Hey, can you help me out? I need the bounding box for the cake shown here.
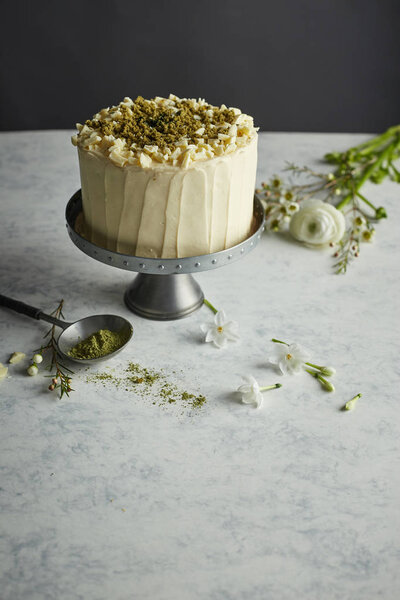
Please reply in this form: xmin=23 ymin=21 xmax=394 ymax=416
xmin=72 ymin=94 xmax=258 ymax=258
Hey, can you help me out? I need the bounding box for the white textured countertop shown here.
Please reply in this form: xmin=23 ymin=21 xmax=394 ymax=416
xmin=0 ymin=131 xmax=399 ymax=600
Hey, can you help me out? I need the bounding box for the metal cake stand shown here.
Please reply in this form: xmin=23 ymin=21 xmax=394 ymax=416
xmin=66 ymin=190 xmax=265 ymax=320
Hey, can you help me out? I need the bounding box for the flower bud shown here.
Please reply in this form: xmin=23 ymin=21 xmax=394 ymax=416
xmin=362 ymin=229 xmax=375 ymax=242
xmin=322 ymin=379 xmax=335 ymax=392
xmin=319 ymin=366 xmax=336 ymax=377
xmin=375 ymin=206 xmax=387 ymax=219
xmin=27 ymin=365 xmax=39 ymax=376
xmin=353 ymin=216 xmax=365 ymax=227
xmin=48 ymin=384 xmax=55 ymax=391
xmin=33 ymin=353 xmax=43 ymax=364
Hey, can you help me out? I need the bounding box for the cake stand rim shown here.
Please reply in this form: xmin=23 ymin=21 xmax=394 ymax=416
xmin=65 ymin=189 xmax=265 ymax=275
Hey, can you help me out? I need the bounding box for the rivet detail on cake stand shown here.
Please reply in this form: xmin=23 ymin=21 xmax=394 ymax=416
xmin=65 ymin=190 xmax=265 ymax=320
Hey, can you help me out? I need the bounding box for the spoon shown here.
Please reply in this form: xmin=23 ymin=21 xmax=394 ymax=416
xmin=0 ymin=294 xmax=133 ymax=364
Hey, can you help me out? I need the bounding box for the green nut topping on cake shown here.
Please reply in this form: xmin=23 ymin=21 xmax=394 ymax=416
xmin=72 ymin=94 xmax=257 ymax=169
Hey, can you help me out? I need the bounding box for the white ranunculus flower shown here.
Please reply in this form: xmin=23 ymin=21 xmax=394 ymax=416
xmin=289 ymin=199 xmax=345 ymax=247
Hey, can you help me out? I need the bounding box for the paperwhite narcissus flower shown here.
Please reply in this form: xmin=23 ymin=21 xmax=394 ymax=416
xmin=269 ymin=342 xmax=309 ymax=374
xmin=237 ymin=375 xmax=282 ymax=409
xmin=289 ymin=198 xmax=345 ymax=247
xmin=200 ymin=310 xmax=239 ymax=348
xmin=237 ymin=375 xmax=264 ymax=408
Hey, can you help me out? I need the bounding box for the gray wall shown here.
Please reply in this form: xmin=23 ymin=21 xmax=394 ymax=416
xmin=1 ymin=0 xmax=399 ymax=133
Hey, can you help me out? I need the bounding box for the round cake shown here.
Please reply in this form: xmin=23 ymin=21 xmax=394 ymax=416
xmin=72 ymin=94 xmax=258 ymax=258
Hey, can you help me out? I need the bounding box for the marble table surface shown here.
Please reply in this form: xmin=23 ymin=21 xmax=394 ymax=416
xmin=0 ymin=131 xmax=399 ymax=600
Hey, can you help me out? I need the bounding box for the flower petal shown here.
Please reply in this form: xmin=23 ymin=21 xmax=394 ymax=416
xmin=223 ymin=321 xmax=240 ymax=340
xmin=237 ymin=384 xmax=251 ymax=394
xmin=241 ymin=392 xmax=256 ymax=404
xmin=205 ymin=328 xmax=217 ymax=343
xmin=214 ymin=310 xmax=226 ymax=327
xmin=255 ymin=392 xmax=263 ymax=409
xmin=211 ymin=331 xmax=227 ymax=348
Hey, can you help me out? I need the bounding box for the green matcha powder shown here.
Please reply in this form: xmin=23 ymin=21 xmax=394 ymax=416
xmin=69 ymin=329 xmax=129 ymax=359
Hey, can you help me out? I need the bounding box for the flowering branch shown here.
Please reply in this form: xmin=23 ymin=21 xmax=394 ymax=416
xmin=30 ymin=299 xmax=74 ymax=398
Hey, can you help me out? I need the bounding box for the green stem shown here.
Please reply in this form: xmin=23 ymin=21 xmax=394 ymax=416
xmin=305 ymin=361 xmax=324 ymax=371
xmin=271 ymin=338 xmax=289 ymax=346
xmin=346 ymin=125 xmax=400 ymax=154
xmin=305 ymin=367 xmax=319 ymax=378
xmin=336 ymin=137 xmax=400 ymax=212
xmin=260 ymin=384 xmax=282 ymax=391
xmin=390 ymin=161 xmax=400 ymax=178
xmin=203 ymin=299 xmax=218 ymax=314
xmin=355 ymin=190 xmax=378 ymax=213
xmin=356 ymin=134 xmax=394 ymax=157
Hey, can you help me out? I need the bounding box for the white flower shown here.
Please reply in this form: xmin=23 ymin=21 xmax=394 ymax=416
xmin=237 ymin=375 xmax=282 ymax=409
xmin=237 ymin=375 xmax=264 ymax=408
xmin=200 ymin=310 xmax=239 ymax=348
xmin=289 ymin=198 xmax=345 ymax=247
xmin=269 ymin=342 xmax=309 ymax=374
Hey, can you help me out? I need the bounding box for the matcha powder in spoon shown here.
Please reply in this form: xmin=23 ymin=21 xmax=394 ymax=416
xmin=68 ymin=328 xmax=130 ymax=359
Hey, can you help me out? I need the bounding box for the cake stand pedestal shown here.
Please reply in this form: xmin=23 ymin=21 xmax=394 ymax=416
xmin=66 ymin=190 xmax=265 ymax=320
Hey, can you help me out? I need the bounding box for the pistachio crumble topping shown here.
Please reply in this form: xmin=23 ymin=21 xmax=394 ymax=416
xmin=72 ymin=94 xmax=257 ymax=169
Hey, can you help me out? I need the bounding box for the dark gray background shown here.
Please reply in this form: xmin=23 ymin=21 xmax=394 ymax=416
xmin=1 ymin=0 xmax=399 ymax=133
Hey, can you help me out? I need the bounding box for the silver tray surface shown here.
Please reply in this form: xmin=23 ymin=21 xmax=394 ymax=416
xmin=66 ymin=190 xmax=265 ymax=276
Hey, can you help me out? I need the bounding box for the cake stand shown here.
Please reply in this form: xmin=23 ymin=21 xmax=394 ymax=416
xmin=66 ymin=190 xmax=265 ymax=320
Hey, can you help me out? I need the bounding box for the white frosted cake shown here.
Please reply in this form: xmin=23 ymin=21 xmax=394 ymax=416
xmin=72 ymin=94 xmax=258 ymax=258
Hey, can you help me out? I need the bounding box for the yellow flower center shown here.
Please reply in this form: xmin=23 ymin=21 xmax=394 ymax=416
xmin=286 ymin=353 xmax=292 ymax=360
xmin=217 ymin=326 xmax=223 ymax=333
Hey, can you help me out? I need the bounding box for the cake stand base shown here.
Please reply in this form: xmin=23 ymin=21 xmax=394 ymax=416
xmin=124 ymin=273 xmax=204 ymax=320
xmin=66 ymin=190 xmax=265 ymax=321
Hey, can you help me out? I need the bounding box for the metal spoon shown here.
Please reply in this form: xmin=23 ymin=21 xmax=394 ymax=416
xmin=0 ymin=294 xmax=133 ymax=364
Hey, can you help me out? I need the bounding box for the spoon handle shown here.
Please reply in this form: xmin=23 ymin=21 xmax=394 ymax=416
xmin=0 ymin=294 xmax=70 ymax=330
xmin=0 ymin=294 xmax=42 ymax=320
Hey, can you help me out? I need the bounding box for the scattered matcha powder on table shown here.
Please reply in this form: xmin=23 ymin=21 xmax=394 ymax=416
xmin=85 ymin=362 xmax=206 ymax=412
